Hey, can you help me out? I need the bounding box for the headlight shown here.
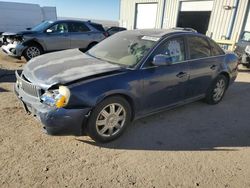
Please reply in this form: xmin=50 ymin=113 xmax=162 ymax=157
xmin=40 ymin=86 xmax=70 ymax=108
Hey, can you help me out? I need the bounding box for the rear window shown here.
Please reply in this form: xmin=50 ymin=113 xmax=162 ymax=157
xmin=109 ymin=27 xmax=120 ymax=32
xmin=187 ymin=36 xmax=211 ymax=59
xmin=89 ymin=23 xmax=105 ymax=32
xmin=208 ymin=39 xmax=225 ymax=56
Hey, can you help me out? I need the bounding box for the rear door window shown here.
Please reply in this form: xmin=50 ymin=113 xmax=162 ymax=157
xmin=187 ymin=36 xmax=211 ymax=59
xmin=89 ymin=23 xmax=105 ymax=32
xmin=69 ymin=22 xmax=90 ymax=32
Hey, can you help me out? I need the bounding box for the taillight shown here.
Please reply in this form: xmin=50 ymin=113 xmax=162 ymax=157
xmin=103 ymin=32 xmax=109 ymax=37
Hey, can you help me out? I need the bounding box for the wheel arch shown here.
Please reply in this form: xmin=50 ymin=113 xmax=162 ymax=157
xmin=22 ymin=40 xmax=44 ymax=54
xmin=219 ymin=71 xmax=230 ymax=88
xmin=96 ymin=93 xmax=136 ymax=121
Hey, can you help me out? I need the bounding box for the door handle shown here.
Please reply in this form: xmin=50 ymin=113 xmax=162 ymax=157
xmin=210 ymin=64 xmax=217 ymax=70
xmin=176 ymin=72 xmax=187 ymax=78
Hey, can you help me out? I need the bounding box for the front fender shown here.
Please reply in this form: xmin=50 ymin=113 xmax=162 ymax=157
xmin=67 ymin=70 xmax=143 ymax=116
xmin=22 ymin=38 xmax=45 ymax=51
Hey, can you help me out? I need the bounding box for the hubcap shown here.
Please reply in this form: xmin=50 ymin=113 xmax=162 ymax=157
xmin=96 ymin=103 xmax=126 ymax=137
xmin=26 ymin=46 xmax=40 ymax=59
xmin=213 ymin=79 xmax=226 ymax=102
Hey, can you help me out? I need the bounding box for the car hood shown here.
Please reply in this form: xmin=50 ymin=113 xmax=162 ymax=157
xmin=23 ymin=49 xmax=123 ymax=89
xmin=2 ymin=30 xmax=38 ymax=36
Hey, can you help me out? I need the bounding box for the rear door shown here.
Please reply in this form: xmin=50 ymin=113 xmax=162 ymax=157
xmin=43 ymin=22 xmax=70 ymax=51
xmin=68 ymin=21 xmax=92 ymax=49
xmin=185 ymin=35 xmax=225 ymax=98
xmin=141 ymin=37 xmax=189 ymax=114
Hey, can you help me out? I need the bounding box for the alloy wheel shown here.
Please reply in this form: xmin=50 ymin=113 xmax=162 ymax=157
xmin=213 ymin=79 xmax=226 ymax=102
xmin=96 ymin=103 xmax=126 ymax=137
xmin=26 ymin=46 xmax=41 ymax=59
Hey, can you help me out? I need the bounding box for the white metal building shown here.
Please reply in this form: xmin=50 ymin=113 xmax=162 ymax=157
xmin=0 ymin=1 xmax=57 ymax=32
xmin=120 ymin=0 xmax=250 ymax=41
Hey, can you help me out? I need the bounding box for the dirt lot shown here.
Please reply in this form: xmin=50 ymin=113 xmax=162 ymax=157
xmin=0 ymin=51 xmax=250 ymax=188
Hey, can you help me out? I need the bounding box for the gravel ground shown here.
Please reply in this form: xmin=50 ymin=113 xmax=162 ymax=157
xmin=0 ymin=51 xmax=250 ymax=188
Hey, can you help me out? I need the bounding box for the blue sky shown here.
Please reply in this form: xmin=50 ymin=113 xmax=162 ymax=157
xmin=0 ymin=0 xmax=120 ymax=20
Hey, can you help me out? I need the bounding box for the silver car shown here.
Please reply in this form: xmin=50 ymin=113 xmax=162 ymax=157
xmin=1 ymin=20 xmax=107 ymax=60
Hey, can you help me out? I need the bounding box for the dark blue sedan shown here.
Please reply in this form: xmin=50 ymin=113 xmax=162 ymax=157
xmin=15 ymin=28 xmax=238 ymax=142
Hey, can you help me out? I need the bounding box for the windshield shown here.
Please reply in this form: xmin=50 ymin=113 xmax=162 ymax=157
xmin=242 ymin=31 xmax=250 ymax=41
xmin=88 ymin=32 xmax=158 ymax=67
xmin=31 ymin=21 xmax=54 ymax=32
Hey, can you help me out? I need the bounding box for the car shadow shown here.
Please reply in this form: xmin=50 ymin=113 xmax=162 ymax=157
xmin=238 ymin=69 xmax=250 ymax=73
xmin=76 ymin=81 xmax=250 ymax=151
xmin=0 ymin=87 xmax=9 ymax=92
xmin=0 ymin=68 xmax=16 ymax=83
xmin=238 ymin=65 xmax=250 ymax=73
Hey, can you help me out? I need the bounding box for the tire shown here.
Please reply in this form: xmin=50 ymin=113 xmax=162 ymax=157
xmin=23 ymin=44 xmax=43 ymax=61
xmin=87 ymin=96 xmax=131 ymax=143
xmin=205 ymin=75 xmax=228 ymax=105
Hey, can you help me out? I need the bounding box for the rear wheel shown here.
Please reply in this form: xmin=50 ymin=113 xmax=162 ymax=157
xmin=87 ymin=96 xmax=131 ymax=143
xmin=23 ymin=44 xmax=43 ymax=61
xmin=205 ymin=75 xmax=228 ymax=105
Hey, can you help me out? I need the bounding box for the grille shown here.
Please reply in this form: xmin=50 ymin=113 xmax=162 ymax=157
xmin=16 ymin=71 xmax=40 ymax=97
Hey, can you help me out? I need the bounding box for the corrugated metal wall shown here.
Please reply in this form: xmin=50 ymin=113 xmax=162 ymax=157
xmin=207 ymin=0 xmax=249 ymax=40
xmin=120 ymin=0 xmax=249 ymax=41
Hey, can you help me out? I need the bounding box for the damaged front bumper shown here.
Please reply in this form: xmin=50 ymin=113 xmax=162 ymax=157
xmin=14 ymin=71 xmax=91 ymax=136
xmin=1 ymin=42 xmax=26 ymax=58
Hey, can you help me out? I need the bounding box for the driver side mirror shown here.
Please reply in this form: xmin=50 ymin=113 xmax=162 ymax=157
xmin=26 ymin=27 xmax=31 ymax=30
xmin=152 ymin=54 xmax=172 ymax=66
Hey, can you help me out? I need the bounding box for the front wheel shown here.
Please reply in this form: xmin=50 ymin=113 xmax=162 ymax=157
xmin=23 ymin=44 xmax=43 ymax=61
xmin=87 ymin=96 xmax=131 ymax=143
xmin=205 ymin=75 xmax=228 ymax=105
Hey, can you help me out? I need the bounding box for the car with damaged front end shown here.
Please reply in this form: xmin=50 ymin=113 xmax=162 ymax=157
xmin=15 ymin=29 xmax=238 ymax=143
xmin=2 ymin=20 xmax=106 ymax=61
xmin=234 ymin=31 xmax=250 ymax=68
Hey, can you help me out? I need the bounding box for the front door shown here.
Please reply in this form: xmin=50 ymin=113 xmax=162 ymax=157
xmin=43 ymin=22 xmax=71 ymax=51
xmin=141 ymin=37 xmax=189 ymax=114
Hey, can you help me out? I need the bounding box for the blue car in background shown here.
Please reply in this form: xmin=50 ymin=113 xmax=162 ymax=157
xmin=15 ymin=28 xmax=238 ymax=142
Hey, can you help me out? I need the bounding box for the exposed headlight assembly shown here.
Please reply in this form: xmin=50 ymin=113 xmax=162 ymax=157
xmin=41 ymin=86 xmax=70 ymax=108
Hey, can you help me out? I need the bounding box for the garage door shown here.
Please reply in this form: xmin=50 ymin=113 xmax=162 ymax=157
xmin=135 ymin=3 xmax=158 ymax=29
xmin=180 ymin=1 xmax=213 ymax=12
xmin=177 ymin=1 xmax=213 ymax=34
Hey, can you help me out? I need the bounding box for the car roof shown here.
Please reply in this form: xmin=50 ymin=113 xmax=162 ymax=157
xmin=51 ymin=20 xmax=102 ymax=25
xmin=122 ymin=28 xmax=197 ymax=38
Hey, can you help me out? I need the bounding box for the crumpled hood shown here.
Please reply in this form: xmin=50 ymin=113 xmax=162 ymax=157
xmin=23 ymin=49 xmax=122 ymax=89
xmin=2 ymin=30 xmax=38 ymax=36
